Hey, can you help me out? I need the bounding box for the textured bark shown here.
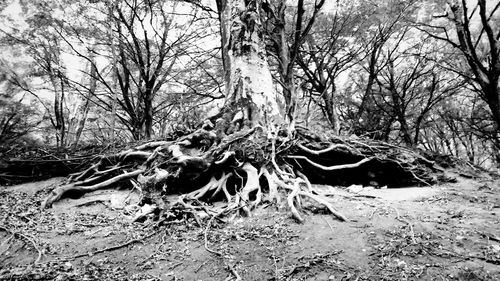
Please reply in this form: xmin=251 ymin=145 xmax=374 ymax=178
xmin=216 ymin=0 xmax=281 ymax=132
xmin=48 ymin=71 xmax=66 ymax=147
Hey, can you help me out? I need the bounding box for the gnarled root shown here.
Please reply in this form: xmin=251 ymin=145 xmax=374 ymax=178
xmin=41 ymin=125 xmax=437 ymax=224
xmin=262 ymin=167 xmax=347 ymax=222
xmin=42 ymin=169 xmax=145 ymax=208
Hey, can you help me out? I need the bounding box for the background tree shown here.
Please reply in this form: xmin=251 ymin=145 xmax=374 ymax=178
xmin=261 ymin=0 xmax=326 ymax=129
xmin=0 ymin=63 xmax=40 ymax=144
xmin=420 ymin=0 xmax=500 ymax=165
xmin=296 ymin=2 xmax=366 ymax=133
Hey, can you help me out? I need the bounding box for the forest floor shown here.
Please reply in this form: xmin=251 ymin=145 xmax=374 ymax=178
xmin=0 ymin=173 xmax=499 ymax=280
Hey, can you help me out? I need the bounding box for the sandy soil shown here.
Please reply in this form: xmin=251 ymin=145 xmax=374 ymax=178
xmin=0 ymin=174 xmax=499 ymax=280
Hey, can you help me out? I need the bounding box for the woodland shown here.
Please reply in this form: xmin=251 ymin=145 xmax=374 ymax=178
xmin=0 ymin=0 xmax=499 ymax=280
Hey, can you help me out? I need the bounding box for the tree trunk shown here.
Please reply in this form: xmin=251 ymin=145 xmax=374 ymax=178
xmin=49 ymin=73 xmax=66 ymax=147
xmin=355 ymin=42 xmax=379 ymax=129
xmin=485 ymin=89 xmax=500 ymax=167
xmin=108 ymin=1 xmax=118 ymax=145
xmin=321 ymin=84 xmax=340 ymax=134
xmin=216 ymin=0 xmax=281 ymax=133
xmin=72 ymin=59 xmax=97 ymax=148
xmin=274 ymin=2 xmax=296 ymax=126
xmin=144 ymin=89 xmax=153 ymax=139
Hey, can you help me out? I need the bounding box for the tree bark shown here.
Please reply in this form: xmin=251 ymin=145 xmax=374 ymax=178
xmin=216 ymin=0 xmax=281 ymax=132
xmin=69 ymin=59 xmax=96 ymax=148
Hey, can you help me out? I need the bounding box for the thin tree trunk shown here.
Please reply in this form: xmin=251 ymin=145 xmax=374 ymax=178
xmin=321 ymin=83 xmax=340 ymax=134
xmin=144 ymin=88 xmax=153 ymax=139
xmin=72 ymin=56 xmax=97 ymax=148
xmin=49 ymin=72 xmax=65 ymax=147
xmin=108 ymin=1 xmax=118 ymax=144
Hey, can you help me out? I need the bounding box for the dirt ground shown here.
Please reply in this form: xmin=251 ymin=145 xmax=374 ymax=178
xmin=0 ymin=173 xmax=499 ymax=280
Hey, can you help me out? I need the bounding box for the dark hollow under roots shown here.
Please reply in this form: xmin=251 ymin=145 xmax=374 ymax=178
xmin=42 ymin=125 xmax=445 ymax=223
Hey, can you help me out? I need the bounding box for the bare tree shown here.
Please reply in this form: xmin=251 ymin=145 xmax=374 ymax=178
xmin=421 ymin=0 xmax=500 ymax=165
xmin=296 ymin=7 xmax=365 ymax=133
xmin=261 ymin=0 xmax=325 ymax=130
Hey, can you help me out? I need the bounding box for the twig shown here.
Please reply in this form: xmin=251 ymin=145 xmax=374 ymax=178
xmin=369 ymin=206 xmax=416 ymax=244
xmin=0 ymin=226 xmax=43 ymax=264
xmin=204 ymin=215 xmax=223 ymax=256
xmin=195 ymin=260 xmax=209 ymax=273
xmin=322 ymin=217 xmax=335 ymax=234
xmin=204 ymin=204 xmax=246 ymax=256
xmin=226 ymin=263 xmax=242 ymax=281
xmin=66 ymin=229 xmax=161 ymax=260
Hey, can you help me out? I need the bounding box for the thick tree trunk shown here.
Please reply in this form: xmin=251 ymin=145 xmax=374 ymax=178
xmin=216 ymin=0 xmax=281 ymax=132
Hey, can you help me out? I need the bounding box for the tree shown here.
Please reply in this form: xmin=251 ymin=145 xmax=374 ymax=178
xmin=351 ymin=0 xmax=418 ymax=137
xmin=1 ymin=0 xmax=102 ymax=147
xmin=0 ymin=65 xmax=40 ymax=145
xmin=296 ymin=3 xmax=366 ymax=133
xmin=260 ymin=0 xmax=325 ymax=130
xmin=40 ymin=0 xmax=442 ymax=227
xmin=212 ymin=0 xmax=281 ymax=134
xmin=420 ymin=0 xmax=500 ymax=165
xmin=373 ymin=40 xmax=463 ymax=146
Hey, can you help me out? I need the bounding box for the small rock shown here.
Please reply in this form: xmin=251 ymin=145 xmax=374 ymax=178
xmin=395 ymin=259 xmax=406 ymax=268
xmin=63 ymin=261 xmax=73 ymax=271
xmin=347 ymin=184 xmax=363 ymax=193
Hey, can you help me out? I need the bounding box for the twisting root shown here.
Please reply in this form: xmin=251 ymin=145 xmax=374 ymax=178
xmin=287 ymin=180 xmax=304 ymax=223
xmin=210 ymin=173 xmax=232 ymax=200
xmin=239 ymin=163 xmax=260 ymax=215
xmin=297 ymin=142 xmax=352 ymax=155
xmin=286 ymin=155 xmax=373 ymax=171
xmin=215 ymin=151 xmax=235 ymax=165
xmin=263 ymin=170 xmax=348 ymax=222
xmin=261 ymin=168 xmax=280 ymax=204
xmin=43 ymin=169 xmax=145 ymax=208
xmin=42 ymin=124 xmax=358 ymax=225
xmin=204 ymin=215 xmax=223 ymax=256
xmin=186 ymin=173 xmax=233 ymax=201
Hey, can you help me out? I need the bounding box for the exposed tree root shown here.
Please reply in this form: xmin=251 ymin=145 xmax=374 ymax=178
xmin=41 ymin=125 xmax=443 ymax=224
xmin=0 ymin=225 xmax=43 ymax=264
xmin=65 ymin=229 xmax=162 ymax=260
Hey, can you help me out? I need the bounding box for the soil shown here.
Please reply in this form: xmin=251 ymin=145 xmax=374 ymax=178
xmin=0 ymin=173 xmax=499 ymax=280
